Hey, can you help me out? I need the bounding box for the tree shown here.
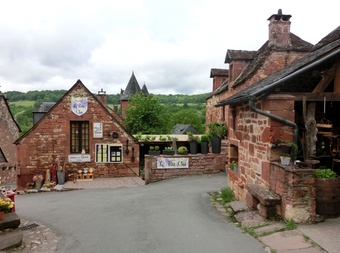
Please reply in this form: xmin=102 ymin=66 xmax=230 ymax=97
xmin=124 ymin=93 xmax=170 ymax=134
xmin=169 ymin=108 xmax=205 ymax=133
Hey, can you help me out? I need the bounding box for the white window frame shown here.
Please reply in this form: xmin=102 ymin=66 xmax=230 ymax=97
xmin=95 ymin=143 xmax=123 ymax=163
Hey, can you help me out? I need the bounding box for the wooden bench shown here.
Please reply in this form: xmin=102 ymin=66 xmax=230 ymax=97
xmin=246 ymin=184 xmax=281 ymax=219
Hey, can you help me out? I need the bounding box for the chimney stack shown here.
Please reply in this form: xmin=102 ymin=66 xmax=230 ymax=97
xmin=267 ymin=9 xmax=292 ymax=47
xmin=97 ymin=88 xmax=107 ymax=107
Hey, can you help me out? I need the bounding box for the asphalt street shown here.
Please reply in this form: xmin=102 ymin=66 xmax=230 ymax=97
xmin=15 ymin=174 xmax=266 ymax=253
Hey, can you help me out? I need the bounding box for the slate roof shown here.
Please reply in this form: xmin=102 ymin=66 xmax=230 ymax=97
xmin=224 ymin=50 xmax=257 ymax=63
xmin=170 ymin=124 xmax=198 ymax=134
xmin=210 ymin=68 xmax=228 ymax=77
xmin=142 ymin=84 xmax=149 ymax=96
xmin=232 ymin=33 xmax=313 ymax=89
xmin=120 ymin=72 xmax=142 ymax=101
xmin=217 ymin=26 xmax=340 ymax=107
xmin=33 ymin=102 xmax=56 ymax=113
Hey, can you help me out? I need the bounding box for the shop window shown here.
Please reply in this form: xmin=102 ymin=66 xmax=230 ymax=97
xmin=70 ymin=121 xmax=89 ymax=153
xmin=95 ymin=144 xmax=123 ymax=163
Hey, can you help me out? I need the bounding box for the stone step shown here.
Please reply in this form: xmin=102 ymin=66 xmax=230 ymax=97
xmin=0 ymin=229 xmax=23 ymax=251
xmin=0 ymin=212 xmax=20 ymax=231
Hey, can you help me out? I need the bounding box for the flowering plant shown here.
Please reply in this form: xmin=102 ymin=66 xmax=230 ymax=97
xmin=0 ymin=197 xmax=15 ymax=212
xmin=32 ymin=174 xmax=44 ymax=182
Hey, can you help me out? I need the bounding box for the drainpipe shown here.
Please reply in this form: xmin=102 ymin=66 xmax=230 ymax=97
xmin=248 ymin=98 xmax=298 ymax=145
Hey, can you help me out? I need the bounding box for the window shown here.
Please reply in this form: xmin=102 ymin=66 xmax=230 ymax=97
xmin=95 ymin=144 xmax=122 ymax=163
xmin=70 ymin=121 xmax=89 ymax=153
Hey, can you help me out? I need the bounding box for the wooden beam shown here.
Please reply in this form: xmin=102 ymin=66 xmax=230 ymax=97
xmin=275 ymin=92 xmax=340 ymax=102
xmin=334 ymin=56 xmax=340 ymax=93
xmin=312 ymin=64 xmax=336 ymax=93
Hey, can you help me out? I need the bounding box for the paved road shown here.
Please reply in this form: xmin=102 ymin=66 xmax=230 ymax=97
xmin=15 ymin=174 xmax=266 ymax=253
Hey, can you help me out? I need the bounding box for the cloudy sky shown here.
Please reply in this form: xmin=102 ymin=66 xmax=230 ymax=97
xmin=0 ymin=1 xmax=338 ymax=95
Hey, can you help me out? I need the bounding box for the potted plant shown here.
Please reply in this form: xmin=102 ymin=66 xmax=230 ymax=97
xmin=0 ymin=197 xmax=15 ymax=220
xmin=200 ymin=134 xmax=210 ymax=154
xmin=208 ymin=122 xmax=228 ymax=154
xmin=32 ymin=174 xmax=44 ymax=190
xmin=163 ymin=147 xmax=175 ymax=155
xmin=177 ymin=146 xmax=188 ymax=155
xmin=187 ymin=132 xmax=199 ymax=154
xmin=282 ymin=140 xmax=298 ymax=160
xmin=148 ymin=146 xmax=160 ymax=155
xmin=315 ymin=168 xmax=340 ymax=217
xmin=230 ymin=160 xmax=238 ymax=174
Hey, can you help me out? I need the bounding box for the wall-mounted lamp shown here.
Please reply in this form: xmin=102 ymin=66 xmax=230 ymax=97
xmin=131 ymin=147 xmax=135 ymax=162
xmin=125 ymin=140 xmax=130 ymax=155
xmin=17 ymin=163 xmax=20 ymax=177
xmin=108 ymin=131 xmax=119 ymax=139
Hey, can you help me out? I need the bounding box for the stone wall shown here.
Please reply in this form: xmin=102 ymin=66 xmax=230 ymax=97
xmin=0 ymin=166 xmax=17 ymax=185
xmin=270 ymin=163 xmax=316 ymax=223
xmin=227 ymin=94 xmax=295 ymax=200
xmin=144 ymin=153 xmax=226 ymax=184
xmin=0 ymin=96 xmax=20 ymax=167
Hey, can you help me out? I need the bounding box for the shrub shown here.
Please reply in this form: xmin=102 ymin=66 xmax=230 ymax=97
xmin=315 ymin=168 xmax=337 ymax=178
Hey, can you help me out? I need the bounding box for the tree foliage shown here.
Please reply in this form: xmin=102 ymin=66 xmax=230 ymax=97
xmin=5 ymin=90 xmax=209 ymax=135
xmin=124 ymin=93 xmax=170 ymax=134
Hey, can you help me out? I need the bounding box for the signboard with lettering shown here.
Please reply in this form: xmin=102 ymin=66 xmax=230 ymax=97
xmin=68 ymin=154 xmax=91 ymax=162
xmin=157 ymin=157 xmax=189 ymax=169
xmin=71 ymin=97 xmax=88 ymax=116
xmin=93 ymin=122 xmax=103 ymax=138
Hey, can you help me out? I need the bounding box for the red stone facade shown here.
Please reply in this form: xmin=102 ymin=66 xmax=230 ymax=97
xmin=227 ymin=94 xmax=295 ymax=199
xmin=0 ymin=95 xmax=20 ymax=184
xmin=206 ymin=10 xmax=318 ymax=222
xmin=15 ymin=81 xmax=140 ymax=189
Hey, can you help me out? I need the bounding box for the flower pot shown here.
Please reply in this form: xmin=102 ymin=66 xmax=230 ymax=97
xmin=177 ymin=151 xmax=188 ymax=155
xmin=148 ymin=150 xmax=160 ymax=156
xmin=35 ymin=181 xmax=42 ymax=190
xmin=280 ymin=156 xmax=291 ymax=166
xmin=201 ymin=142 xmax=209 ymax=154
xmin=0 ymin=211 xmax=5 ymax=220
xmin=189 ymin=141 xmax=198 ymax=154
xmin=163 ymin=151 xmax=175 ymax=155
xmin=57 ymin=171 xmax=65 ymax=185
xmin=211 ymin=137 xmax=221 ymax=154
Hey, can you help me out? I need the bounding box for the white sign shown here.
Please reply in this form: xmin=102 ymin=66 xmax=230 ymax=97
xmin=157 ymin=157 xmax=189 ymax=169
xmin=71 ymin=97 xmax=88 ymax=116
xmin=68 ymin=154 xmax=91 ymax=162
xmin=93 ymin=122 xmax=103 ymax=138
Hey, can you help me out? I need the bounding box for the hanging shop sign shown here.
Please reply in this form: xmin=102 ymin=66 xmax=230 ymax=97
xmin=71 ymin=97 xmax=88 ymax=116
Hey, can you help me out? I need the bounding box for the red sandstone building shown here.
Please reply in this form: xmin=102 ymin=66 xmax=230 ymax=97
xmin=15 ymin=80 xmax=140 ymax=189
xmin=0 ymin=92 xmax=21 ymax=184
xmin=206 ymin=10 xmax=340 ymax=222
